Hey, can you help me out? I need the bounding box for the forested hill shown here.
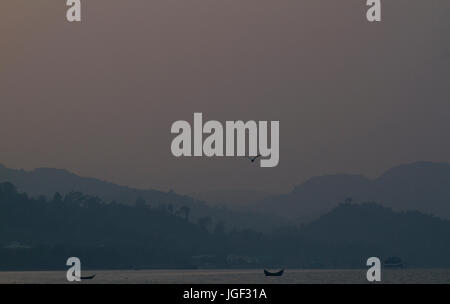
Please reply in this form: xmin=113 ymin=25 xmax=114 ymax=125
xmin=255 ymin=162 xmax=450 ymax=221
xmin=2 ymin=182 xmax=450 ymax=270
xmin=0 ymin=165 xmax=281 ymax=231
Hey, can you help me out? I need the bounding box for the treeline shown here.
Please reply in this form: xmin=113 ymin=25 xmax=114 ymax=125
xmin=1 ymin=182 xmax=450 ymax=270
xmin=0 ymin=182 xmax=265 ymax=270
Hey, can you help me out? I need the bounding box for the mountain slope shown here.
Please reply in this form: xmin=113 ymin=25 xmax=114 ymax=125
xmin=0 ymin=164 xmax=282 ymax=231
xmin=2 ymin=182 xmax=450 ymax=269
xmin=189 ymin=189 xmax=272 ymax=209
xmin=372 ymin=162 xmax=450 ymax=216
xmin=294 ymin=203 xmax=450 ymax=268
xmin=255 ymin=162 xmax=450 ymax=221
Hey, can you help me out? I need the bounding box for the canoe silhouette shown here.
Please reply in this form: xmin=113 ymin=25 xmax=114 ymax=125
xmin=80 ymin=274 xmax=96 ymax=280
xmin=264 ymin=269 xmax=284 ymax=277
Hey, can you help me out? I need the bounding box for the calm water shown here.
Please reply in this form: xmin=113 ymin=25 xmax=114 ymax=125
xmin=1 ymin=269 xmax=449 ymax=284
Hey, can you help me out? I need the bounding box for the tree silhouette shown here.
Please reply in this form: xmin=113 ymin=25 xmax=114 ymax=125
xmin=53 ymin=192 xmax=62 ymax=203
xmin=167 ymin=204 xmax=174 ymax=214
xmin=197 ymin=216 xmax=212 ymax=232
xmin=0 ymin=182 xmax=17 ymax=197
xmin=214 ymin=221 xmax=226 ymax=235
xmin=135 ymin=197 xmax=146 ymax=207
xmin=179 ymin=206 xmax=190 ymax=221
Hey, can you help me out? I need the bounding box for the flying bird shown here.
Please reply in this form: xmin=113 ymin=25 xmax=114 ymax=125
xmin=247 ymin=154 xmax=262 ymax=163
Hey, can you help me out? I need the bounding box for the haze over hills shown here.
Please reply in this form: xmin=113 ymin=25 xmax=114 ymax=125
xmin=189 ymin=189 xmax=272 ymax=209
xmin=0 ymin=164 xmax=175 ymax=206
xmin=254 ymin=162 xmax=450 ymax=221
xmin=0 ymin=164 xmax=281 ymax=231
xmin=2 ymin=161 xmax=450 ymax=226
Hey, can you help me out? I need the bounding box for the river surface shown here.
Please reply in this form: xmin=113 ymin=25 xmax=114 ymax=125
xmin=1 ymin=269 xmax=449 ymax=284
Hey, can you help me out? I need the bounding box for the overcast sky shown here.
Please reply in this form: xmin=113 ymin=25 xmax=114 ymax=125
xmin=0 ymin=1 xmax=449 ymax=193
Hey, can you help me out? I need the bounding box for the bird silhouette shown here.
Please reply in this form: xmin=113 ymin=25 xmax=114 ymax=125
xmin=247 ymin=154 xmax=262 ymax=163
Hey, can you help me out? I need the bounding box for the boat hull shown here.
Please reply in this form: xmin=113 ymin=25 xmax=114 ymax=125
xmin=264 ymin=269 xmax=284 ymax=277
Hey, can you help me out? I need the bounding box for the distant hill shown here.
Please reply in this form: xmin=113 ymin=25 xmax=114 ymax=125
xmin=295 ymin=203 xmax=450 ymax=268
xmin=2 ymin=182 xmax=449 ymax=269
xmin=0 ymin=164 xmax=282 ymax=231
xmin=3 ymin=161 xmax=450 ymax=229
xmin=189 ymin=189 xmax=272 ymax=209
xmin=255 ymin=162 xmax=450 ymax=221
xmin=0 ymin=164 xmax=177 ymax=206
xmin=0 ymin=182 xmax=215 ymax=270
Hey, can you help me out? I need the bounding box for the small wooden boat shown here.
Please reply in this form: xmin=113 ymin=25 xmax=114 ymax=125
xmin=80 ymin=274 xmax=96 ymax=280
xmin=264 ymin=269 xmax=284 ymax=277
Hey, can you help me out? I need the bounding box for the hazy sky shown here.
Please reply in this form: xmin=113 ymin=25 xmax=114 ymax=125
xmin=0 ymin=1 xmax=449 ymax=193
